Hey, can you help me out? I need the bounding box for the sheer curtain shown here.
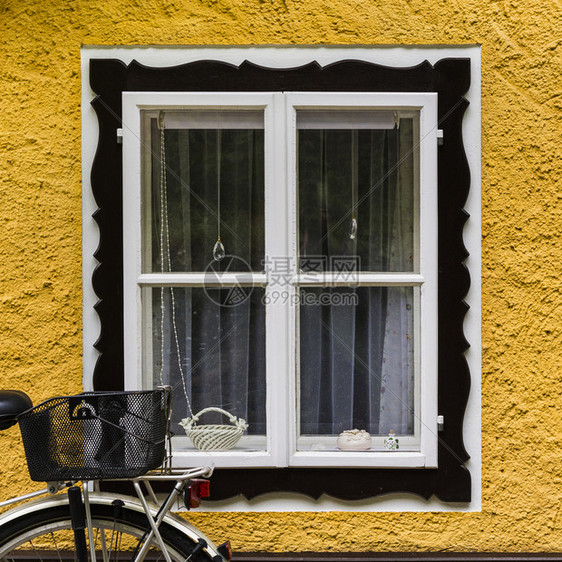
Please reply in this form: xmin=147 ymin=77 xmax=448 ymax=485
xmin=148 ymin=118 xmax=266 ymax=435
xmin=147 ymin=113 xmax=416 ymax=442
xmin=298 ymin=120 xmax=416 ymax=438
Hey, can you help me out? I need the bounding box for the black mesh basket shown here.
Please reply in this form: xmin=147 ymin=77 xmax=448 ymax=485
xmin=18 ymin=388 xmax=171 ymax=482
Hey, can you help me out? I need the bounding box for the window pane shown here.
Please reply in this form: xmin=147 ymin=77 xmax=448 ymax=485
xmin=298 ymin=113 xmax=417 ymax=273
xmin=298 ymin=286 xmax=415 ymax=450
xmin=144 ymin=111 xmax=265 ymax=273
xmin=145 ymin=286 xmax=266 ymax=450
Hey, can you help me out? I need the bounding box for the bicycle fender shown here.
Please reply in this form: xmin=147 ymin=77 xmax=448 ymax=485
xmin=0 ymin=490 xmax=225 ymax=558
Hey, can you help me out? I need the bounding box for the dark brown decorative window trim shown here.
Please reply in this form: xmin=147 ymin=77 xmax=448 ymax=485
xmin=89 ymin=56 xmax=472 ymax=503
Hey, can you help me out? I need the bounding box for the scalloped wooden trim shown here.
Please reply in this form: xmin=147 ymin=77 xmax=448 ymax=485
xmin=89 ymin=56 xmax=472 ymax=502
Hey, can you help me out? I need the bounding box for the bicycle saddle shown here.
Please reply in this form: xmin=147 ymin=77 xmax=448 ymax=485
xmin=0 ymin=390 xmax=32 ymax=430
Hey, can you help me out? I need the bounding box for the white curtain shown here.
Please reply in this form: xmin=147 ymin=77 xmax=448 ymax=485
xmin=298 ymin=122 xmax=416 ymax=436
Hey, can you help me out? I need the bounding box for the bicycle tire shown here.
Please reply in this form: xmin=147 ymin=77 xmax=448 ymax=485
xmin=0 ymin=500 xmax=218 ymax=561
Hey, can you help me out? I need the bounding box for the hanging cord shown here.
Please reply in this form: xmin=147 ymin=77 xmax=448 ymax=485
xmin=217 ymin=129 xmax=221 ymax=241
xmin=213 ymin=129 xmax=225 ymax=261
xmin=158 ymin=111 xmax=194 ymax=417
xmin=349 ymin=129 xmax=358 ymax=240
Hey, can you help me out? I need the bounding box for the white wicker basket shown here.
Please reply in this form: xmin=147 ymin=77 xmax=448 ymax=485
xmin=179 ymin=407 xmax=248 ymax=451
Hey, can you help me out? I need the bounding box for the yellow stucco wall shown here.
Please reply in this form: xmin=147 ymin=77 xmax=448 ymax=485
xmin=0 ymin=0 xmax=561 ymax=553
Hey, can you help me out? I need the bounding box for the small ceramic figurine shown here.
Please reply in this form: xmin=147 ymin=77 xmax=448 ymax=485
xmin=384 ymin=429 xmax=399 ymax=451
xmin=337 ymin=429 xmax=372 ymax=450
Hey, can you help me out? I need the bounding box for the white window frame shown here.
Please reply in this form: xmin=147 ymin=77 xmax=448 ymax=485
xmin=123 ymin=92 xmax=286 ymax=468
xmin=122 ymin=90 xmax=439 ymax=469
xmin=285 ymin=92 xmax=438 ymax=468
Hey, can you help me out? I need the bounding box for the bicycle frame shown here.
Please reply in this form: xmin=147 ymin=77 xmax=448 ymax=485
xmin=0 ymin=466 xmax=221 ymax=562
xmin=100 ymin=466 xmax=215 ymax=562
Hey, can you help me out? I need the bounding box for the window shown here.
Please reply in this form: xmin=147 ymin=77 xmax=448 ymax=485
xmin=122 ymin=92 xmax=438 ymax=469
xmin=84 ymin=49 xmax=479 ymax=503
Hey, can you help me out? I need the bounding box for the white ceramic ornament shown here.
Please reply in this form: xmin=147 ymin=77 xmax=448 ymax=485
xmin=337 ymin=429 xmax=372 ymax=451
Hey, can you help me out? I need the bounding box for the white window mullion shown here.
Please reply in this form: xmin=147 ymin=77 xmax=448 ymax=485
xmin=264 ymin=93 xmax=290 ymax=466
xmin=137 ymin=273 xmax=267 ymax=287
xmin=122 ymin=95 xmax=144 ymax=391
xmin=293 ymin=273 xmax=426 ymax=286
xmin=418 ymin=97 xmax=439 ymax=468
xmin=285 ymin=95 xmax=299 ymax=463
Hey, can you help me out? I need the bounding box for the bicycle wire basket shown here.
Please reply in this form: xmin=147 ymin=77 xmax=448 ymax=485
xmin=17 ymin=388 xmax=171 ymax=482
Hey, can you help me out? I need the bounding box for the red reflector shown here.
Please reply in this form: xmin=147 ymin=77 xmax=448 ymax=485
xmin=199 ymin=479 xmax=211 ymax=498
xmin=187 ymin=487 xmax=200 ymax=509
xmin=187 ymin=479 xmax=211 ymax=508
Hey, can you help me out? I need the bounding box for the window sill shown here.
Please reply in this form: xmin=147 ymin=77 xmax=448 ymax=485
xmin=289 ymin=452 xmax=431 ymax=468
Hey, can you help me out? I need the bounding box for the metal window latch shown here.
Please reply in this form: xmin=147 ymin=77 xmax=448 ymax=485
xmin=116 ymin=128 xmax=123 ymax=144
xmin=437 ymin=129 xmax=444 ymax=145
xmin=437 ymin=415 xmax=445 ymax=431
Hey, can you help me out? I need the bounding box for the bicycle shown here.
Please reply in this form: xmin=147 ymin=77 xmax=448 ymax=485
xmin=0 ymin=386 xmax=231 ymax=561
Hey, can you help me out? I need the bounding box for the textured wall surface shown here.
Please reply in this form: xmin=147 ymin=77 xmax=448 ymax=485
xmin=0 ymin=0 xmax=561 ymax=553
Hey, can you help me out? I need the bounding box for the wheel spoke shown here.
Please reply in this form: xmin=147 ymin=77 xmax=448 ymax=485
xmin=114 ymin=531 xmax=121 ymax=560
xmin=49 ymin=531 xmax=64 ymax=562
xmin=108 ymin=521 xmax=117 ymax=560
xmin=0 ymin=504 xmax=204 ymax=561
xmin=28 ymin=539 xmax=45 ymax=562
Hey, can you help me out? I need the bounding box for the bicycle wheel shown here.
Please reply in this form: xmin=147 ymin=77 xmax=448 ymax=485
xmin=0 ymin=500 xmax=217 ymax=561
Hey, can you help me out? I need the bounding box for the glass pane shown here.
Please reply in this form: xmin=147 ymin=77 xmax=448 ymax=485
xmin=145 ymin=286 xmax=266 ymax=451
xmin=298 ymin=112 xmax=417 ymax=273
xmin=298 ymin=286 xmax=415 ymax=451
xmin=143 ymin=110 xmax=265 ymax=273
